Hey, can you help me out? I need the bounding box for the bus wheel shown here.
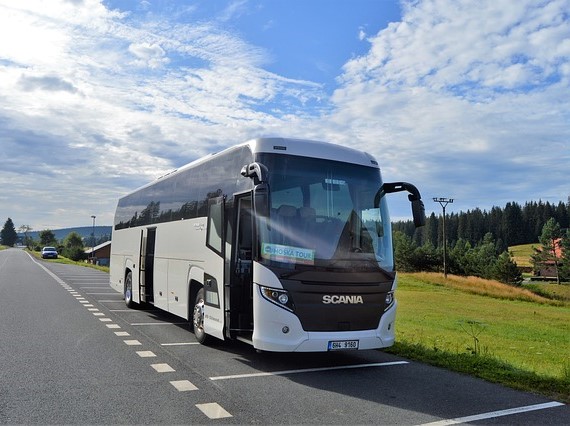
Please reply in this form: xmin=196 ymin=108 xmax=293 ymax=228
xmin=192 ymin=288 xmax=209 ymax=344
xmin=124 ymin=271 xmax=135 ymax=308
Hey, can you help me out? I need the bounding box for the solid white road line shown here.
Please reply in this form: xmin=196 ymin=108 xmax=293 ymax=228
xmin=130 ymin=322 xmax=188 ymax=326
xmin=419 ymin=401 xmax=565 ymax=426
xmin=161 ymin=342 xmax=200 ymax=346
xmin=210 ymin=361 xmax=408 ymax=381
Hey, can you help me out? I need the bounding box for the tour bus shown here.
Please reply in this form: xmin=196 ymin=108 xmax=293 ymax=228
xmin=110 ymin=138 xmax=425 ymax=352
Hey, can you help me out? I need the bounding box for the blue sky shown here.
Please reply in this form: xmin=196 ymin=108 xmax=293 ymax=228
xmin=0 ymin=0 xmax=569 ymax=231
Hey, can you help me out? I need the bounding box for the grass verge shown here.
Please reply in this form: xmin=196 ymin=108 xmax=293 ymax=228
xmin=386 ymin=341 xmax=570 ymax=403
xmin=28 ymin=249 xmax=109 ymax=273
xmin=390 ymin=272 xmax=570 ymax=402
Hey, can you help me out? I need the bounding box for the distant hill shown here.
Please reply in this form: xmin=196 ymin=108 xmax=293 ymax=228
xmin=19 ymin=226 xmax=112 ymax=242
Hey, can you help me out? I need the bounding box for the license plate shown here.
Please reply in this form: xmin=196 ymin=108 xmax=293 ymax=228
xmin=328 ymin=340 xmax=359 ymax=351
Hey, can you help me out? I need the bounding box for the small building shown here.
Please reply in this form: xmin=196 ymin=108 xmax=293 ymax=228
xmin=85 ymin=240 xmax=111 ymax=266
xmin=533 ymin=238 xmax=563 ymax=281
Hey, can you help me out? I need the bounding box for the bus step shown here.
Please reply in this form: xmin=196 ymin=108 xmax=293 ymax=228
xmin=235 ymin=335 xmax=253 ymax=345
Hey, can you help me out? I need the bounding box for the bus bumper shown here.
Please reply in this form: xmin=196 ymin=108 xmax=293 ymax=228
xmin=252 ymin=286 xmax=397 ymax=352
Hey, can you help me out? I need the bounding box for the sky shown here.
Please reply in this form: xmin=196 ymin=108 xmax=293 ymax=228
xmin=0 ymin=0 xmax=569 ymax=231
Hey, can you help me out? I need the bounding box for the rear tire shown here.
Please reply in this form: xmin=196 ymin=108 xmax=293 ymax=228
xmin=192 ymin=288 xmax=209 ymax=344
xmin=124 ymin=271 xmax=135 ymax=308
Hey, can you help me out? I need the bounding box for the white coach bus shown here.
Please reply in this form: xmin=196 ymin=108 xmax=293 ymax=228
xmin=110 ymin=138 xmax=425 ymax=352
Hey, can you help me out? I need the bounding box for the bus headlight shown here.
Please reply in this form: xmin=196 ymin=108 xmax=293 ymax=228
xmin=260 ymin=286 xmax=294 ymax=312
xmin=384 ymin=291 xmax=394 ymax=310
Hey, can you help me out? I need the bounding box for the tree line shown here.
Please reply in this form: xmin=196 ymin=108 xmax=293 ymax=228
xmin=0 ymin=218 xmax=109 ymax=261
xmin=394 ymin=200 xmax=569 ymax=251
xmin=393 ymin=200 xmax=570 ymax=284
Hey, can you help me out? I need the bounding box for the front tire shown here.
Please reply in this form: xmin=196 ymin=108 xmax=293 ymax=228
xmin=124 ymin=271 xmax=135 ymax=308
xmin=192 ymin=288 xmax=209 ymax=344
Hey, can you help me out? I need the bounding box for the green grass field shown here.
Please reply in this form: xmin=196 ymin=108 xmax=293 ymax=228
xmin=391 ymin=272 xmax=570 ymax=401
xmin=510 ymin=243 xmax=537 ymax=268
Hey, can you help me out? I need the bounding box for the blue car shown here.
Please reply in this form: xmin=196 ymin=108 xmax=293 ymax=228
xmin=41 ymin=247 xmax=58 ymax=259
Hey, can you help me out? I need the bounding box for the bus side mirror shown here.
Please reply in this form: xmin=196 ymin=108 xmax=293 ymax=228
xmin=411 ymin=197 xmax=426 ymax=228
xmin=376 ymin=182 xmax=426 ymax=228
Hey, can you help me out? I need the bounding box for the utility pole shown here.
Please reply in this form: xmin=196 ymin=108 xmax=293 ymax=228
xmin=433 ymin=197 xmax=454 ymax=278
xmin=91 ymin=215 xmax=96 ymax=263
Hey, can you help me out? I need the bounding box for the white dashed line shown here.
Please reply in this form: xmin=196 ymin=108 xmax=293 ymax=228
xmin=99 ymin=318 xmax=113 ymax=322
xmin=170 ymin=380 xmax=198 ymax=392
xmin=196 ymin=403 xmax=232 ymax=419
xmin=114 ymin=331 xmax=129 ymax=336
xmin=151 ymin=363 xmax=175 ymax=373
xmin=93 ymin=312 xmax=105 ymax=317
xmin=136 ymin=351 xmax=157 ymax=358
xmin=124 ymin=340 xmax=142 ymax=346
xmin=107 ymin=324 xmax=121 ymax=329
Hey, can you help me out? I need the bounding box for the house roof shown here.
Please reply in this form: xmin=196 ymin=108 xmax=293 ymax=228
xmin=84 ymin=240 xmax=111 ymax=253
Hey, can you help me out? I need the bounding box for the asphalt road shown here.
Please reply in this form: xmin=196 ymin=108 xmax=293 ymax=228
xmin=0 ymin=248 xmax=567 ymax=424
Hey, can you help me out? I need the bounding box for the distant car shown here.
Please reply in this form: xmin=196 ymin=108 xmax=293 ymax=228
xmin=41 ymin=247 xmax=58 ymax=259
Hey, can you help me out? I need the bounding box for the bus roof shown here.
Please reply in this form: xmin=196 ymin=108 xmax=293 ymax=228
xmin=125 ymin=138 xmax=379 ymax=198
xmin=245 ymin=138 xmax=379 ymax=169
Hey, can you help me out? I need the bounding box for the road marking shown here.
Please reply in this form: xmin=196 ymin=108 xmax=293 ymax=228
xmin=86 ymin=292 xmax=118 ymax=295
xmin=161 ymin=342 xmax=199 ymax=346
xmin=136 ymin=351 xmax=156 ymax=358
xmin=93 ymin=312 xmax=105 ymax=316
xmin=114 ymin=331 xmax=129 ymax=336
xmin=151 ymin=363 xmax=175 ymax=373
xmin=97 ymin=300 xmax=124 ymax=302
xmin=210 ymin=361 xmax=408 ymax=381
xmin=196 ymin=403 xmax=232 ymax=419
xmin=83 ymin=304 xmax=94 ymax=307
xmin=107 ymin=324 xmax=121 ymax=329
xmin=130 ymin=322 xmax=188 ymax=326
xmin=99 ymin=318 xmax=113 ymax=322
xmin=109 ymin=309 xmax=159 ymax=312
xmin=87 ymin=308 xmax=99 ymax=311
xmin=170 ymin=380 xmax=198 ymax=391
xmin=79 ymin=301 xmax=90 ymax=304
xmin=124 ymin=339 xmax=142 ymax=346
xmin=419 ymin=401 xmax=565 ymax=426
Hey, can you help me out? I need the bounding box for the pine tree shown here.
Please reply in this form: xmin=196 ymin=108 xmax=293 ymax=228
xmin=0 ymin=218 xmax=18 ymax=247
xmin=493 ymin=251 xmax=523 ymax=286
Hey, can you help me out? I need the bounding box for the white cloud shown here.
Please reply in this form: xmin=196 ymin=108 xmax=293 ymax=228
xmin=0 ymin=0 xmax=568 ymax=229
xmin=326 ymin=0 xmax=570 ymax=216
xmin=128 ymin=42 xmax=169 ymax=68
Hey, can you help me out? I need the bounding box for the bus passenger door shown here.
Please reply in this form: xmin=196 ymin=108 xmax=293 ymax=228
xmin=228 ymin=194 xmax=254 ymax=338
xmin=203 ymin=196 xmax=225 ymax=340
xmin=139 ymin=227 xmax=155 ymax=304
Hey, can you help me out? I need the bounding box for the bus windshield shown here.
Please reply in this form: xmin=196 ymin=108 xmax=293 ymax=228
xmin=255 ymin=153 xmax=393 ymax=271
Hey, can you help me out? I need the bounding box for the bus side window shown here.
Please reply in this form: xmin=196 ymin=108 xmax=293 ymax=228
xmin=207 ymin=197 xmax=224 ymax=255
